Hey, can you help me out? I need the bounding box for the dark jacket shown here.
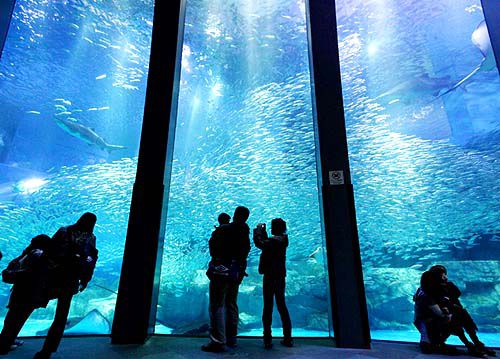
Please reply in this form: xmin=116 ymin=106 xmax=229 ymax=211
xmin=49 ymin=226 xmax=98 ymax=295
xmin=8 ymin=235 xmax=53 ymax=309
xmin=253 ymin=229 xmax=288 ymax=277
xmin=209 ymin=222 xmax=250 ymax=268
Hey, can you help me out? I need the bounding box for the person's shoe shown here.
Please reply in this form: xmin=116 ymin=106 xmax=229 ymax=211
xmin=476 ymin=343 xmax=496 ymax=357
xmin=0 ymin=347 xmax=9 ymax=356
xmin=264 ymin=337 xmax=273 ymax=349
xmin=201 ymin=341 xmax=226 ymax=353
xmin=435 ymin=344 xmax=460 ymax=356
xmin=226 ymin=339 xmax=238 ymax=349
xmin=419 ymin=341 xmax=434 ymax=354
xmin=13 ymin=339 xmax=24 ymax=347
xmin=33 ymin=350 xmax=52 ymax=359
xmin=468 ymin=345 xmax=489 ymax=358
xmin=280 ymin=338 xmax=294 ymax=347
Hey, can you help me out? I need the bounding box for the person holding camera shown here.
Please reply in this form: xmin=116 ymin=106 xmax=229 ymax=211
xmin=202 ymin=207 xmax=251 ymax=353
xmin=253 ymin=218 xmax=293 ymax=349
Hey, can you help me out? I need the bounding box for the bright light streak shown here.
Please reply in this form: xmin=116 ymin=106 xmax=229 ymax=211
xmin=367 ymin=42 xmax=379 ymax=56
xmin=15 ymin=178 xmax=48 ymax=194
xmin=211 ymin=83 xmax=223 ymax=97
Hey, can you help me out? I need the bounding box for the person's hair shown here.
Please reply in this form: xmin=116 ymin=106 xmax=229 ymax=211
xmin=233 ymin=206 xmax=250 ymax=223
xmin=74 ymin=212 xmax=97 ymax=233
xmin=429 ymin=264 xmax=447 ymax=275
xmin=271 ymin=218 xmax=287 ymax=236
xmin=217 ymin=213 xmax=230 ymax=225
xmin=420 ymin=270 xmax=441 ymax=297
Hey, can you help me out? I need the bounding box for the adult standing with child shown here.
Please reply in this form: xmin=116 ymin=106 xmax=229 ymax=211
xmin=202 ymin=206 xmax=250 ymax=353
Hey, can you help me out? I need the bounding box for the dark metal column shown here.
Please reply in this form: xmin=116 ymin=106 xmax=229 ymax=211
xmin=111 ymin=0 xmax=186 ymax=344
xmin=481 ymin=0 xmax=500 ymax=73
xmin=306 ymin=0 xmax=370 ymax=349
xmin=0 ymin=0 xmax=16 ymax=59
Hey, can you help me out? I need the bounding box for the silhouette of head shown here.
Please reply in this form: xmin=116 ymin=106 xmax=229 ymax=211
xmin=429 ymin=264 xmax=447 ymax=275
xmin=233 ymin=206 xmax=250 ymax=224
xmin=74 ymin=212 xmax=97 ymax=233
xmin=271 ymin=218 xmax=287 ymax=236
xmin=30 ymin=234 xmax=51 ymax=251
xmin=218 ymin=213 xmax=230 ymax=226
xmin=420 ymin=270 xmax=441 ymax=296
xmin=429 ymin=264 xmax=448 ymax=283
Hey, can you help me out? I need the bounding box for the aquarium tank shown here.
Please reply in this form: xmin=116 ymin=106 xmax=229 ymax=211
xmin=0 ymin=0 xmax=498 ymax=346
xmin=335 ymin=0 xmax=499 ymax=346
xmin=0 ymin=0 xmax=154 ymax=335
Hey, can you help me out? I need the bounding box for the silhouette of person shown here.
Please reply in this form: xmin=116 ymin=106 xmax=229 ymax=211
xmin=0 ymin=213 xmax=98 ymax=359
xmin=414 ymin=270 xmax=454 ymax=354
xmin=253 ymin=218 xmax=293 ymax=348
xmin=202 ymin=206 xmax=250 ymax=352
xmin=429 ymin=265 xmax=495 ymax=357
xmin=0 ymin=234 xmax=53 ymax=356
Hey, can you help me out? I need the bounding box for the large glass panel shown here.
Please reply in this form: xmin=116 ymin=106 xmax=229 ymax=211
xmin=0 ymin=0 xmax=153 ymax=335
xmin=336 ymin=0 xmax=500 ymax=346
xmin=156 ymin=0 xmax=331 ymax=337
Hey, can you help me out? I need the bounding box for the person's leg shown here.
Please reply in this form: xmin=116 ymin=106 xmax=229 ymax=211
xmin=202 ymin=279 xmax=226 ymax=352
xmin=0 ymin=305 xmax=34 ymax=354
xmin=460 ymin=308 xmax=496 ymax=356
xmin=262 ymin=275 xmax=274 ymax=348
xmin=274 ymin=276 xmax=292 ymax=346
xmin=39 ymin=293 xmax=72 ymax=354
xmin=224 ymin=281 xmax=240 ymax=347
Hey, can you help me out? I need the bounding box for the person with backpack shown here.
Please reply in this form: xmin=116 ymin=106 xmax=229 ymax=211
xmin=253 ymin=218 xmax=293 ymax=349
xmin=0 ymin=234 xmax=53 ymax=355
xmin=0 ymin=212 xmax=98 ymax=358
xmin=202 ymin=207 xmax=250 ymax=353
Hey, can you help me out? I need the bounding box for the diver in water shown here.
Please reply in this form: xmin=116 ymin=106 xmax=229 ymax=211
xmin=0 ymin=213 xmax=98 ymax=359
xmin=253 ymin=218 xmax=293 ymax=349
xmin=429 ymin=265 xmax=496 ymax=358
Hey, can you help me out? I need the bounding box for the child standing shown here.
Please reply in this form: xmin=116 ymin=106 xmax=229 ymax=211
xmin=253 ymin=218 xmax=293 ymax=349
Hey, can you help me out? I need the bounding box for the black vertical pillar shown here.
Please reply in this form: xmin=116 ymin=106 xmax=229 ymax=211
xmin=0 ymin=0 xmax=16 ymax=59
xmin=306 ymin=0 xmax=370 ymax=349
xmin=111 ymin=0 xmax=185 ymax=344
xmin=481 ymin=0 xmax=500 ymax=73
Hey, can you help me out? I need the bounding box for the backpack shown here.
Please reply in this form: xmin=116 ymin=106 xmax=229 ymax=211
xmin=206 ymin=259 xmax=243 ymax=283
xmin=2 ymin=251 xmax=36 ymax=284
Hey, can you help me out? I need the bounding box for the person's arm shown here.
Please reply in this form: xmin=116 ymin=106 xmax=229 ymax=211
xmin=429 ymin=304 xmax=451 ymax=321
xmin=79 ymin=248 xmax=98 ymax=291
xmin=243 ymin=226 xmax=251 ymax=258
xmin=252 ymin=227 xmax=268 ymax=249
xmin=208 ymin=229 xmax=220 ymax=258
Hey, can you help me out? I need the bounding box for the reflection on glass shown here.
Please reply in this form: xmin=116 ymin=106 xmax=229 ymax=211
xmin=336 ymin=0 xmax=499 ymax=346
xmin=156 ymin=0 xmax=330 ymax=337
xmin=0 ymin=0 xmax=153 ymax=335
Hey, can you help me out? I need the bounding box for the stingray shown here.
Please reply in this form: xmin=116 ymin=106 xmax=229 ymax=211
xmin=36 ymin=309 xmax=110 ymax=336
xmin=436 ymin=20 xmax=496 ymax=99
xmin=375 ymin=73 xmax=452 ymax=104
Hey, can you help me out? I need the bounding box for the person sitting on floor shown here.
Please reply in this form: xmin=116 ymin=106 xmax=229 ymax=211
xmin=429 ymin=265 xmax=496 ymax=358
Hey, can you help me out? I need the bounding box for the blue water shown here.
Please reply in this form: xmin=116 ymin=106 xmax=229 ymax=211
xmin=337 ymin=0 xmax=500 ymax=344
xmin=0 ymin=0 xmax=498 ymax=347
